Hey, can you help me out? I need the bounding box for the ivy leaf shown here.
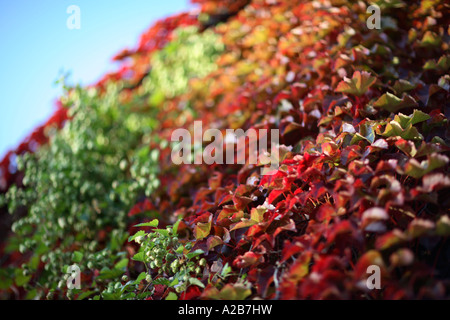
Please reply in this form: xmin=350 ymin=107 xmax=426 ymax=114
xmin=221 ymin=263 xmax=232 ymax=279
xmin=169 ymin=277 xmax=179 ymax=287
xmin=360 ymin=122 xmax=376 ymax=144
xmin=207 ymin=236 xmax=223 ymax=251
xmin=154 ymin=229 xmax=170 ymax=237
xmin=336 ymin=71 xmax=377 ymax=97
xmin=371 ymin=139 xmax=388 ymax=149
xmin=132 ymin=252 xmax=145 ymax=262
xmin=173 ymin=219 xmax=182 ymax=235
xmin=250 ymin=206 xmax=267 ymax=223
xmin=230 ymin=218 xmax=257 ymax=231
xmin=72 ymin=251 xmax=83 ymax=263
xmin=350 ymin=122 xmax=377 ymax=145
xmin=288 ymin=252 xmax=311 ymax=281
xmin=395 ymin=139 xmax=417 ymax=157
xmin=77 ymin=290 xmax=97 ymax=300
xmin=186 ymin=249 xmax=204 ymax=260
xmin=404 ymin=153 xmax=449 ymax=178
xmin=373 ymin=93 xmax=417 ymax=113
xmin=382 ymin=120 xmax=423 ymax=140
xmin=393 ymin=79 xmax=417 ymax=95
xmin=175 ymin=245 xmax=185 ymax=254
xmin=133 ymin=219 xmax=159 ymax=228
xmin=14 ymin=269 xmax=31 ymax=287
xmin=134 ymin=272 xmax=147 ymax=285
xmin=114 ymin=258 xmax=129 ymax=270
xmin=166 ymin=292 xmax=178 ymax=300
xmin=394 ymin=110 xmax=430 ymax=129
xmin=416 ymin=141 xmax=450 ymax=158
xmin=350 ymin=133 xmax=367 ymax=145
xmin=152 ymin=278 xmax=170 ymax=286
xmin=128 ymin=230 xmax=146 ymax=243
xmin=188 ymin=277 xmax=205 ymax=289
xmin=98 ymin=268 xmax=124 ymax=280
xmin=376 ymin=230 xmax=408 ymax=250
xmin=217 ymin=283 xmax=252 ymax=300
xmin=342 ymin=123 xmax=356 ymax=134
xmin=194 ymin=216 xmax=212 ymax=240
xmin=419 ymin=31 xmax=441 ymax=47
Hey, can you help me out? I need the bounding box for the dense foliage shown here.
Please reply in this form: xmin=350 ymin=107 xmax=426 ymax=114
xmin=1 ymin=0 xmax=449 ymax=300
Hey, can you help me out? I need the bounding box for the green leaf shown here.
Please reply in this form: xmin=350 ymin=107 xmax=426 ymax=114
xmin=250 ymin=206 xmax=267 ymax=223
xmin=169 ymin=276 xmax=179 ymax=287
xmin=14 ymin=269 xmax=31 ymax=287
xmin=72 ymin=251 xmax=83 ymax=263
xmin=437 ymin=55 xmax=450 ymax=71
xmin=175 ymin=245 xmax=185 ymax=254
xmin=166 ymin=292 xmax=178 ymax=300
xmin=407 ymin=110 xmax=431 ymax=126
xmin=336 ymin=71 xmax=377 ymax=97
xmin=0 ymin=275 xmax=13 ymax=290
xmin=188 ymin=277 xmax=205 ymax=289
xmin=173 ymin=219 xmax=182 ymax=235
xmin=194 ymin=217 xmax=212 ymax=240
xmin=216 ymin=283 xmax=251 ymax=300
xmin=132 ymin=252 xmax=145 ymax=262
xmin=154 ymin=229 xmax=170 ymax=237
xmin=134 ymin=219 xmax=159 ymax=228
xmin=101 ymin=292 xmax=121 ymax=300
xmin=114 ymin=258 xmax=129 ymax=270
xmin=128 ymin=230 xmax=146 ymax=243
xmin=153 ymin=278 xmax=171 ymax=286
xmin=230 ymin=218 xmax=257 ymax=231
xmin=420 ymin=31 xmax=441 ymax=47
xmin=415 ymin=141 xmax=450 ymax=158
xmin=404 ymin=153 xmax=449 ymax=178
xmin=25 ymin=289 xmax=38 ymax=300
xmin=134 ymin=272 xmax=147 ymax=285
xmin=98 ymin=268 xmax=125 ymax=280
xmin=382 ymin=120 xmax=423 ymax=140
xmin=373 ymin=93 xmax=417 ymax=113
xmin=77 ymin=290 xmax=97 ymax=300
xmin=221 ymin=263 xmax=232 ymax=279
xmin=350 ymin=133 xmax=366 ymax=145
xmin=186 ymin=249 xmax=205 ymax=260
xmin=360 ymin=122 xmax=376 ymax=144
xmin=393 ymin=79 xmax=416 ymax=95
xmin=423 ymin=60 xmax=438 ymax=70
xmin=394 ymin=110 xmax=430 ymax=129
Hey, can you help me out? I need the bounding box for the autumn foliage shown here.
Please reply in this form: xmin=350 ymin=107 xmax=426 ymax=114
xmin=1 ymin=0 xmax=449 ymax=300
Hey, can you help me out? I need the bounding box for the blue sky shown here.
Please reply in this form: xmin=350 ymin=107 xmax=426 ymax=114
xmin=0 ymin=0 xmax=192 ymax=158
